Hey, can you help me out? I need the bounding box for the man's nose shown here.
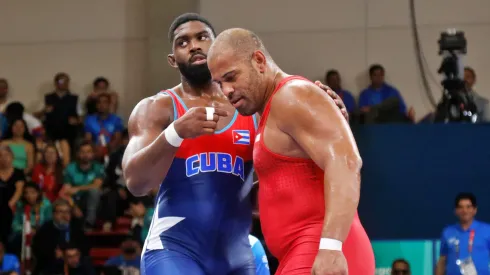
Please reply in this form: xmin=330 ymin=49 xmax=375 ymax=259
xmin=221 ymin=84 xmax=234 ymax=98
xmin=189 ymin=40 xmax=202 ymax=53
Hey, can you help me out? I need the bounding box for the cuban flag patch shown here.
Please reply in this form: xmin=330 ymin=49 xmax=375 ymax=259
xmin=233 ymin=130 xmax=250 ymax=145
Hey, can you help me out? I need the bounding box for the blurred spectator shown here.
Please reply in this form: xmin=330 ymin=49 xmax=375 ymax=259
xmin=359 ymin=64 xmax=415 ymax=121
xmin=9 ymin=182 xmax=52 ymax=257
xmin=32 ymin=143 xmax=64 ymax=202
xmin=100 ymin=130 xmax=132 ymax=230
xmin=464 ymin=67 xmax=490 ymax=122
xmin=5 ymin=102 xmax=43 ymax=138
xmin=60 ymin=142 xmax=104 ymax=229
xmin=140 ymin=205 xmax=154 ymax=244
xmin=85 ymin=77 xmax=118 ymax=115
xmin=0 ymin=145 xmax=25 ymax=245
xmin=32 ymin=199 xmax=89 ymax=275
xmin=35 ymin=129 xmax=70 ymax=167
xmin=49 ymin=243 xmax=95 ymax=275
xmin=325 ymin=69 xmax=356 ymax=114
xmin=38 ymin=72 xmax=81 ymax=148
xmin=249 ymin=235 xmax=270 ymax=275
xmin=391 ymin=258 xmax=410 ymax=275
xmin=129 ymin=189 xmax=156 ymax=242
xmin=436 ymin=193 xmax=490 ymax=275
xmin=2 ymin=118 xmax=35 ymax=174
xmin=105 ymin=237 xmax=141 ymax=271
xmin=84 ymin=92 xmax=123 ymax=162
xmin=0 ymin=241 xmax=19 ymax=275
xmin=0 ymin=79 xmax=9 ymax=112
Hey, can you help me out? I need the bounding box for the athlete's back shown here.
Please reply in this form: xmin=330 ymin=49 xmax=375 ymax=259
xmin=142 ymin=89 xmax=258 ymax=275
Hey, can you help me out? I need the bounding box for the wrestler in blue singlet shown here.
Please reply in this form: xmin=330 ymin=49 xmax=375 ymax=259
xmin=141 ymin=89 xmax=258 ymax=275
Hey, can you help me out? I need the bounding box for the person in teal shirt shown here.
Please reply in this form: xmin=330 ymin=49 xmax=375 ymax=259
xmin=60 ymin=141 xmax=104 ymax=229
xmin=10 ymin=182 xmax=52 ymax=257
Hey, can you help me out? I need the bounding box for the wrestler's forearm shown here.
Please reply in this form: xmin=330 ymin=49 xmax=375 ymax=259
xmin=320 ymin=159 xmax=361 ymax=242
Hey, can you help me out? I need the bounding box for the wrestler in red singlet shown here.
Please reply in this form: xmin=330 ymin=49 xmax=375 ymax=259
xmin=207 ymin=28 xmax=375 ymax=275
xmin=253 ymin=76 xmax=375 ymax=275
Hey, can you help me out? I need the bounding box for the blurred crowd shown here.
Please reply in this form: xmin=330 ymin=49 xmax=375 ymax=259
xmin=326 ymin=64 xmax=488 ymax=124
xmin=0 ymin=73 xmax=151 ymax=275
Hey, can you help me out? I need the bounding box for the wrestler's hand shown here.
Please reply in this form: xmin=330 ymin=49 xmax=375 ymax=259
xmin=174 ymin=107 xmax=228 ymax=138
xmin=311 ymin=250 xmax=348 ymax=275
xmin=314 ymin=81 xmax=349 ymax=121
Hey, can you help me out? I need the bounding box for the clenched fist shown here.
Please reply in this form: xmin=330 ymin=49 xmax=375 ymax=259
xmin=174 ymin=107 xmax=228 ymax=138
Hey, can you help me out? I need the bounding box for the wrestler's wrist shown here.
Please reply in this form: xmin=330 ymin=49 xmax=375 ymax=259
xmin=165 ymin=122 xmax=184 ymax=147
xmin=319 ymin=238 xmax=342 ymax=251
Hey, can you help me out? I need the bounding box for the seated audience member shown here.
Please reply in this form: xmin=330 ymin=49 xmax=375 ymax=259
xmin=37 ymin=72 xmax=81 ymax=148
xmin=50 ymin=243 xmax=96 ymax=275
xmin=5 ymin=102 xmax=43 ymax=137
xmin=32 ymin=144 xmax=64 ymax=202
xmin=32 ymin=199 xmax=88 ymax=275
xmin=436 ymin=193 xmax=490 ymax=275
xmin=1 ymin=118 xmax=35 ymax=174
xmin=0 ymin=79 xmax=9 ymax=112
xmin=35 ymin=128 xmax=70 ymax=167
xmin=464 ymin=66 xmax=490 ymax=122
xmin=391 ymin=258 xmax=411 ymax=275
xmin=0 ymin=145 xmax=25 ymax=245
xmin=105 ymin=237 xmax=141 ymax=271
xmin=100 ymin=130 xmax=132 ymax=230
xmin=249 ymin=234 xmax=270 ymax=275
xmin=9 ymin=182 xmax=52 ymax=257
xmin=60 ymin=142 xmax=104 ymax=229
xmin=325 ymin=69 xmax=356 ymax=114
xmin=86 ymin=77 xmax=118 ymax=115
xmin=140 ymin=205 xmax=154 ymax=244
xmin=84 ymin=92 xmax=123 ymax=161
xmin=0 ymin=241 xmax=19 ymax=275
xmin=359 ymin=64 xmax=415 ymax=121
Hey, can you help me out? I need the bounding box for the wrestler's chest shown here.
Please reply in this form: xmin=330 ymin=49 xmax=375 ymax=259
xmin=258 ymin=119 xmax=308 ymax=159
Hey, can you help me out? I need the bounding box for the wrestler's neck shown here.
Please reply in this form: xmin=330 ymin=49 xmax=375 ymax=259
xmin=180 ymin=78 xmax=218 ymax=97
xmin=258 ymin=67 xmax=288 ymax=115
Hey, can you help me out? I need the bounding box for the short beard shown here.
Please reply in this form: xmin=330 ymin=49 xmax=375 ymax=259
xmin=177 ymin=62 xmax=212 ymax=88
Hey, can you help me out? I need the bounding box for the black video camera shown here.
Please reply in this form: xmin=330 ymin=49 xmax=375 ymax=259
xmin=434 ymin=29 xmax=478 ymax=123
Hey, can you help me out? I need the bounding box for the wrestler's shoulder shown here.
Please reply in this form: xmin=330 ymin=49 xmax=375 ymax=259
xmin=273 ymin=77 xmax=323 ymax=105
xmin=128 ymin=92 xmax=174 ymax=124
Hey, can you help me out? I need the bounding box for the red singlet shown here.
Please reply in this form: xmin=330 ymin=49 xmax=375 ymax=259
xmin=253 ymin=76 xmax=375 ymax=275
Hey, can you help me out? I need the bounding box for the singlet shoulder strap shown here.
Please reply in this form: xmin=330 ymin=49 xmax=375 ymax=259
xmin=258 ymin=76 xmax=310 ymax=130
xmin=161 ymin=89 xmax=188 ymax=120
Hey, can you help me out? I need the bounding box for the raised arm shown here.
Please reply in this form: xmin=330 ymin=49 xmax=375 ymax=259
xmin=122 ymin=95 xmax=176 ymax=196
xmin=122 ymin=93 xmax=227 ymax=196
xmin=276 ymin=81 xmax=361 ymax=273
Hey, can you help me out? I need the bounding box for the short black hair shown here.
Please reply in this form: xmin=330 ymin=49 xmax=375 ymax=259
xmin=77 ymin=140 xmax=94 ymax=152
xmin=60 ymin=242 xmax=80 ymax=252
xmin=54 ymin=72 xmax=69 ymax=82
xmin=326 ymin=69 xmax=339 ymax=80
xmin=168 ymin=13 xmax=216 ymax=43
xmin=455 ymin=192 xmax=477 ymax=208
xmin=93 ymin=77 xmax=110 ymax=88
xmin=96 ymin=92 xmax=111 ymax=102
xmin=5 ymin=102 xmax=25 ymax=120
xmin=369 ymin=64 xmax=385 ymax=76
xmin=464 ymin=66 xmax=476 ymax=79
xmin=391 ymin=258 xmax=410 ymax=274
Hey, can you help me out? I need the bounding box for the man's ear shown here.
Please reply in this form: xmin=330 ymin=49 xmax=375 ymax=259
xmin=252 ymin=50 xmax=267 ymax=73
xmin=168 ymin=54 xmax=177 ymax=69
